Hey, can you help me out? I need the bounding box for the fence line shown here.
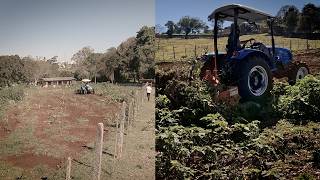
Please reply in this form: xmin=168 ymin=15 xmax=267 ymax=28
xmin=64 ymin=87 xmax=143 ymax=179
xmin=156 ymin=39 xmax=320 ymax=61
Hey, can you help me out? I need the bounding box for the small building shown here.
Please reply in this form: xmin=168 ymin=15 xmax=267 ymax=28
xmin=139 ymin=78 xmax=155 ymax=85
xmin=40 ymin=77 xmax=76 ymax=87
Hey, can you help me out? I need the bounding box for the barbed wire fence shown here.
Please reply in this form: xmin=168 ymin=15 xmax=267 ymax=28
xmin=61 ymin=86 xmax=144 ymax=180
xmin=156 ymin=39 xmax=320 ymax=61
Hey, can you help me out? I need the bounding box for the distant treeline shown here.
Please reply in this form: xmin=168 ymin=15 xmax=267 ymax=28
xmin=156 ymin=33 xmax=320 ymax=40
xmin=0 ymin=26 xmax=155 ymax=88
xmin=156 ymin=3 xmax=320 ymax=39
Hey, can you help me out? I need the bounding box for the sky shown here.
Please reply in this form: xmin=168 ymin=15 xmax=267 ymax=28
xmin=0 ymin=0 xmax=154 ymax=62
xmin=156 ymin=0 xmax=320 ymax=30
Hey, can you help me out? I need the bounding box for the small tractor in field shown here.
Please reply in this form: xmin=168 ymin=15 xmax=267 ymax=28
xmin=198 ymin=4 xmax=309 ymax=101
xmin=76 ymin=79 xmax=95 ymax=94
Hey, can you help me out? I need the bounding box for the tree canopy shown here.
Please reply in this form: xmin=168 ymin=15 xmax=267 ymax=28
xmin=71 ymin=26 xmax=155 ymax=83
xmin=177 ymin=16 xmax=206 ymax=38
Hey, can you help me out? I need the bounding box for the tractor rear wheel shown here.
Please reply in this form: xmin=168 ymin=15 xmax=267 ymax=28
xmin=237 ymin=56 xmax=272 ymax=101
xmin=288 ymin=62 xmax=309 ymax=85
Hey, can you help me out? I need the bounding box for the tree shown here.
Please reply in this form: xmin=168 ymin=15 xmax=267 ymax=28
xmin=85 ymin=53 xmax=104 ymax=83
xmin=21 ymin=56 xmax=40 ymax=85
xmin=276 ymin=5 xmax=298 ymax=21
xmin=210 ymin=19 xmax=224 ymax=31
xmin=173 ymin=24 xmax=182 ymax=34
xmin=71 ymin=46 xmax=94 ymax=65
xmin=135 ymin=26 xmax=155 ymax=79
xmin=203 ymin=25 xmax=210 ymax=34
xmin=298 ymin=3 xmax=320 ymax=33
xmin=102 ymin=47 xmax=119 ymax=83
xmin=165 ymin=21 xmax=175 ymax=37
xmin=177 ymin=16 xmax=205 ymax=38
xmin=239 ymin=22 xmax=259 ymax=35
xmin=155 ymin=24 xmax=165 ymax=34
xmin=47 ymin=56 xmax=58 ymax=64
xmin=71 ymin=46 xmax=94 ymax=80
xmin=117 ymin=37 xmax=138 ymax=81
xmin=0 ymin=55 xmax=27 ymax=87
xmin=284 ymin=7 xmax=299 ymax=34
xmin=22 ymin=56 xmax=62 ymax=84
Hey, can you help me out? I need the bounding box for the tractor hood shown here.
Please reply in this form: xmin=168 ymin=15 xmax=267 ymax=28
xmin=198 ymin=52 xmax=226 ymax=62
xmin=208 ymin=4 xmax=273 ymax=22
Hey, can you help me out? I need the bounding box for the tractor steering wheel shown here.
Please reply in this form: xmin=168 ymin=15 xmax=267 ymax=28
xmin=240 ymin=38 xmax=256 ymax=49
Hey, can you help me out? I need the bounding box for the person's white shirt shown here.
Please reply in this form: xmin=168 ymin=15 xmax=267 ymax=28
xmin=146 ymin=86 xmax=152 ymax=93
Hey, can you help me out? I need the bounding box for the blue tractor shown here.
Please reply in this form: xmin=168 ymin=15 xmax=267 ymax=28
xmin=199 ymin=4 xmax=309 ymax=100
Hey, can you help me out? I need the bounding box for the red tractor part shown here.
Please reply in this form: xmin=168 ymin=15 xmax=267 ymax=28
xmin=203 ymin=70 xmax=220 ymax=86
xmin=216 ymin=86 xmax=240 ymax=105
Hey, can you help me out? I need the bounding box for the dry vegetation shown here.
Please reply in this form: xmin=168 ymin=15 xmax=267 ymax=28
xmin=155 ymin=34 xmax=320 ymax=61
xmin=0 ymin=83 xmax=146 ymax=179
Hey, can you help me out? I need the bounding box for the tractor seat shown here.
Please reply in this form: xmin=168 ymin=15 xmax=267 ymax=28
xmin=251 ymin=42 xmax=271 ymax=58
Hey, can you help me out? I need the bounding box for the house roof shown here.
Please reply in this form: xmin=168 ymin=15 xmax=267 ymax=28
xmin=208 ymin=4 xmax=273 ymax=22
xmin=40 ymin=77 xmax=76 ymax=82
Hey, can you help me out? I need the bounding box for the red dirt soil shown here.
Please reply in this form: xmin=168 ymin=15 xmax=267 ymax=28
xmin=156 ymin=49 xmax=320 ymax=75
xmin=0 ymin=107 xmax=21 ymax=140
xmin=4 ymin=153 xmax=61 ymax=169
xmin=294 ymin=49 xmax=320 ymax=74
xmin=0 ymin=88 xmax=119 ymax=169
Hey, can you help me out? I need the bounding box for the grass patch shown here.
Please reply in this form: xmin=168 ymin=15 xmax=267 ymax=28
xmin=92 ymin=82 xmax=138 ymax=102
xmin=0 ymin=85 xmax=25 ymax=121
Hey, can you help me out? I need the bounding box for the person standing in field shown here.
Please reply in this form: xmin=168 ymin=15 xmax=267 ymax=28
xmin=146 ymin=82 xmax=152 ymax=101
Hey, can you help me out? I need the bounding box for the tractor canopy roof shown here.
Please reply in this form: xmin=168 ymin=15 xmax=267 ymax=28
xmin=208 ymin=4 xmax=273 ymax=22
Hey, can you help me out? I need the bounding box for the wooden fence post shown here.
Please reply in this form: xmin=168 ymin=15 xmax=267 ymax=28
xmin=130 ymin=98 xmax=134 ymax=126
xmin=194 ymin=45 xmax=197 ymax=57
xmin=135 ymin=91 xmax=139 ymax=112
xmin=141 ymin=86 xmax=144 ymax=104
xmin=114 ymin=114 xmax=119 ymax=159
xmin=173 ymin=45 xmax=176 ymax=60
xmin=289 ymin=40 xmax=292 ymax=50
xmin=307 ymin=39 xmax=309 ymax=50
xmin=118 ymin=102 xmax=126 ymax=159
xmin=127 ymin=99 xmax=133 ymax=129
xmin=93 ymin=123 xmax=104 ymax=180
xmin=66 ymin=157 xmax=71 ymax=180
xmin=133 ymin=93 xmax=136 ymax=118
xmin=184 ymin=46 xmax=187 ymax=57
xmin=162 ymin=51 xmax=164 ymax=61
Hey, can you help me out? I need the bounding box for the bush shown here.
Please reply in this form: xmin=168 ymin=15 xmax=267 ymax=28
xmin=0 ymin=85 xmax=25 ymax=119
xmin=275 ymin=76 xmax=320 ymax=120
xmin=155 ymin=95 xmax=171 ymax=109
xmin=155 ymin=64 xmax=320 ymax=179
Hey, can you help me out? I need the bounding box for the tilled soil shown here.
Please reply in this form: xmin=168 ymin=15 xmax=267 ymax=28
xmin=293 ymin=49 xmax=320 ymax=73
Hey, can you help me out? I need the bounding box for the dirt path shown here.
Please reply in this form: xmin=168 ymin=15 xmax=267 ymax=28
xmin=108 ymin=89 xmax=155 ymax=180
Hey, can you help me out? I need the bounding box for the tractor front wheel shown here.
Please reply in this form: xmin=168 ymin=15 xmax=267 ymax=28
xmin=288 ymin=63 xmax=309 ymax=85
xmin=238 ymin=56 xmax=272 ymax=101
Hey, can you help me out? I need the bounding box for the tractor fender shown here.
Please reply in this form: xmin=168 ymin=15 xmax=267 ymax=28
xmin=231 ymin=49 xmax=273 ymax=68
